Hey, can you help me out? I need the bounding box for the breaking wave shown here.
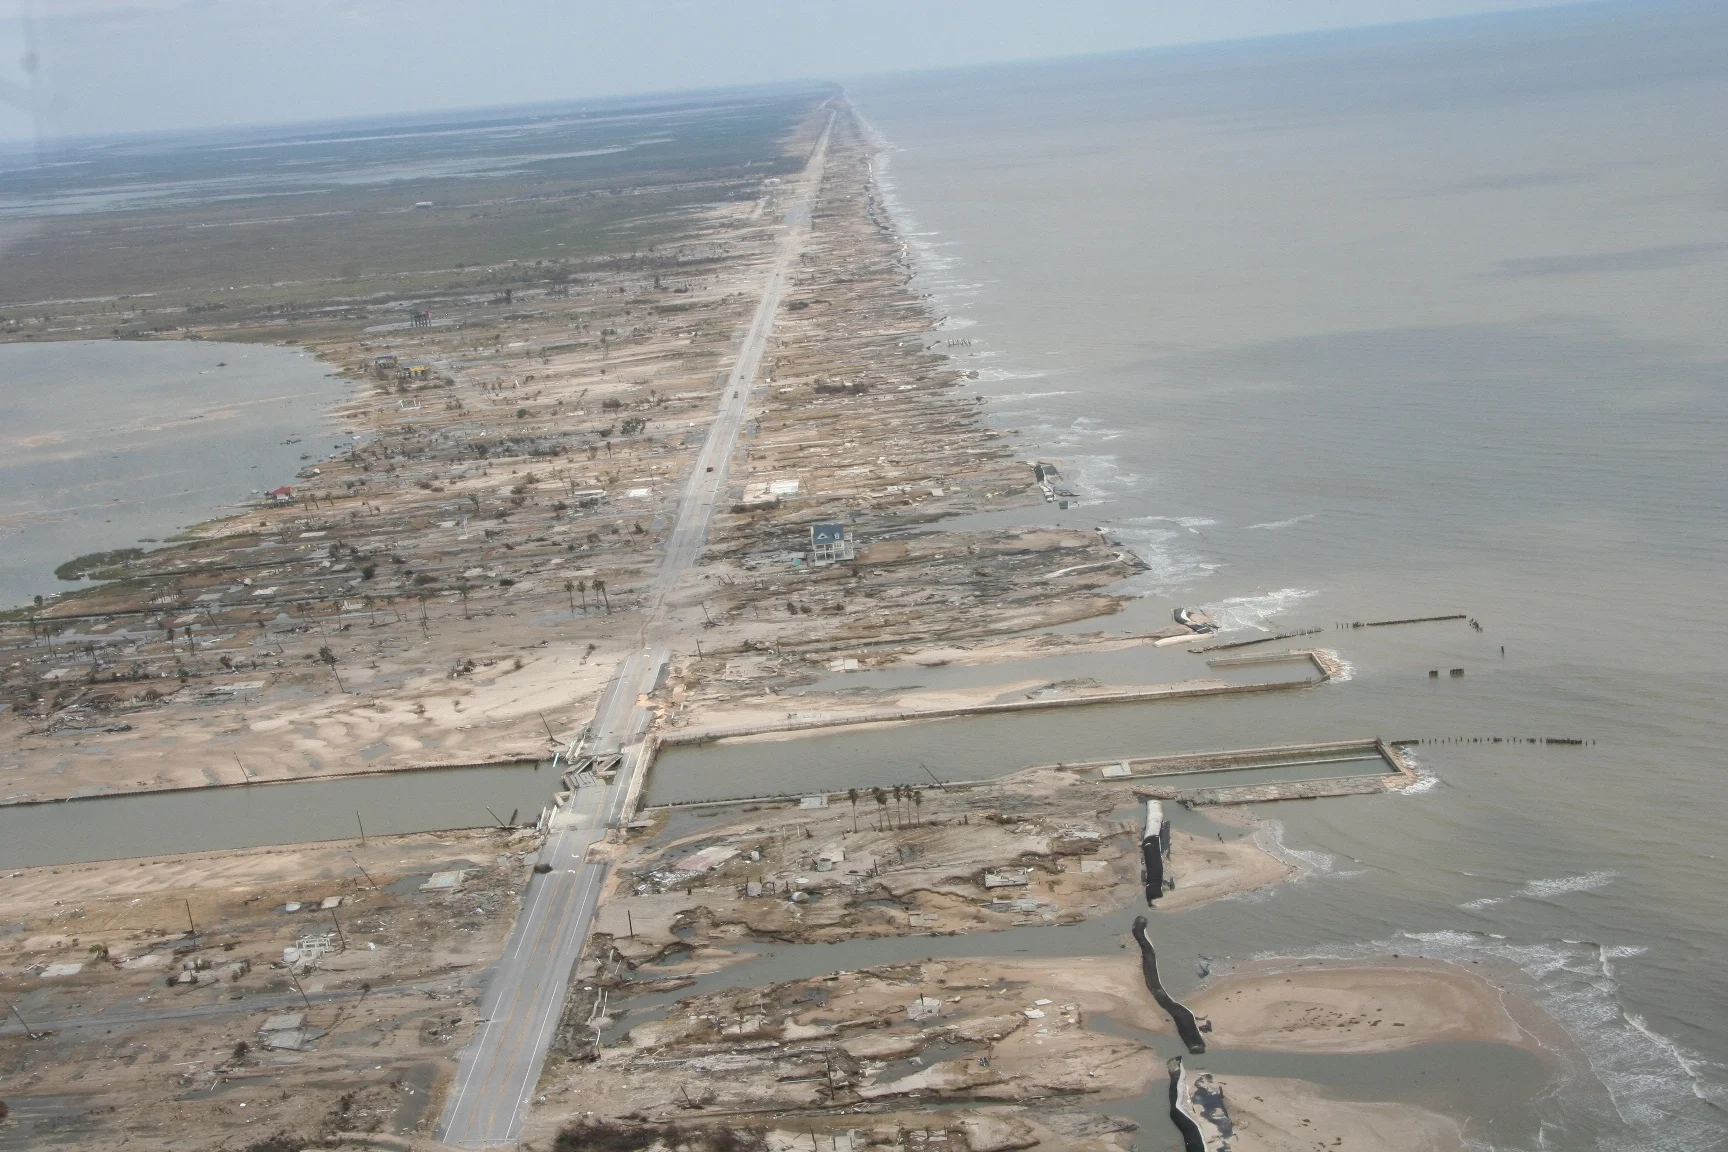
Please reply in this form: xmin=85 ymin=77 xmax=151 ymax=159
xmin=1460 ymin=871 xmax=1620 ymax=911
xmin=1251 ymin=817 xmax=1345 ymax=882
xmin=1396 ymin=747 xmax=1440 ymax=793
xmin=1064 ymin=454 xmax=1145 ymax=501
xmin=970 ymin=365 xmax=1057 ymax=382
xmin=1068 ymin=415 xmax=1125 ymax=442
xmin=1109 ymin=516 xmax=1219 ymax=594
xmin=1199 ymin=587 xmax=1318 ymax=632
xmin=1140 ymin=515 xmax=1218 ymax=531
xmin=1244 ymin=930 xmax=1727 ymax=1149
xmin=1218 ymin=818 xmax=1362 ymax=905
xmin=1245 ymin=513 xmax=1320 ymax=530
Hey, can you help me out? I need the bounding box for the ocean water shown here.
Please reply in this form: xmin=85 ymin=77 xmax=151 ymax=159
xmin=846 ymin=3 xmax=1728 ymax=1147
xmin=0 ymin=340 xmax=349 ymax=610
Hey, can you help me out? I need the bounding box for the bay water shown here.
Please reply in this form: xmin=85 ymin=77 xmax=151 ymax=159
xmin=0 ymin=340 xmax=349 ymax=610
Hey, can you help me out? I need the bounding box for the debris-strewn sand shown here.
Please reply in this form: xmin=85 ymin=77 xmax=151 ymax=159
xmin=1190 ymin=956 xmax=1531 ymax=1053
xmin=585 ymin=764 xmax=1294 ymax=978
xmin=0 ymin=827 xmax=536 ymax=1151
xmin=523 ymin=956 xmax=1166 ymax=1149
xmin=2 ymin=108 xmax=1138 ymax=807
xmin=1219 ymin=1074 xmax=1467 ymax=1151
xmin=525 ymin=952 xmax=1505 ymax=1152
xmin=1160 ymin=824 xmax=1294 ymax=911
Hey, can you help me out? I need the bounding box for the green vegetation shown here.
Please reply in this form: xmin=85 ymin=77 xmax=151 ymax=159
xmin=54 ymin=548 xmax=146 ymax=582
xmin=1 ymin=86 xmax=828 ymax=313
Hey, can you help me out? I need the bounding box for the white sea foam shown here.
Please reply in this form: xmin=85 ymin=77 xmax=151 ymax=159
xmin=1137 ymin=515 xmax=1217 ymax=531
xmin=1602 ymin=944 xmax=1649 ymax=965
xmin=1400 ymin=766 xmax=1441 ymax=794
xmin=1218 ymin=818 xmax=1358 ymax=904
xmin=1395 ymin=747 xmax=1440 ymax=793
xmin=1067 ymin=416 xmax=1125 ymax=442
xmin=1410 ymin=933 xmax=1721 ymax=1149
xmin=1200 ymin=587 xmax=1318 ymax=633
xmin=1460 ymin=871 xmax=1619 ymax=911
xmin=1251 ymin=818 xmax=1344 ymax=881
xmin=1065 ymin=454 xmax=1145 ymax=501
xmin=993 ymin=391 xmax=1078 ymax=404
xmin=970 ymin=365 xmax=1057 ymax=382
xmin=1245 ymin=513 xmax=1320 ymax=530
xmin=860 ymin=102 xmax=1728 ymax=1152
xmin=1244 ymin=930 xmax=1725 ymax=1149
xmin=1110 ymin=515 xmax=1220 ymax=593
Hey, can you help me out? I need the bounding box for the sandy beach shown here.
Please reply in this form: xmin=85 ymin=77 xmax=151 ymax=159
xmin=1190 ymin=954 xmax=1535 ymax=1053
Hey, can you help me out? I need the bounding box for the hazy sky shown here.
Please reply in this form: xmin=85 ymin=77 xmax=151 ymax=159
xmin=0 ymin=0 xmax=1591 ymax=142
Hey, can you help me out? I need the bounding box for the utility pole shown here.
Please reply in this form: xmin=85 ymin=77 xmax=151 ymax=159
xmin=356 ymin=811 xmax=367 ymax=845
xmin=329 ymin=909 xmax=346 ymax=951
xmin=8 ymin=1000 xmax=42 ymax=1039
xmin=285 ymin=964 xmax=314 ymax=1011
xmin=348 ymin=854 xmax=380 ymax=890
xmin=185 ymin=900 xmax=199 ymax=950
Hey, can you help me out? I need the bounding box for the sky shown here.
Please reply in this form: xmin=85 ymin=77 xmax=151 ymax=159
xmin=0 ymin=0 xmax=1593 ymax=142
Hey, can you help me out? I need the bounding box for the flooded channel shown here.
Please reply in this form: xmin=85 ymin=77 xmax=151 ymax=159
xmin=645 ymin=683 xmax=1378 ymax=805
xmin=0 ymin=761 xmax=552 ymax=869
xmin=598 ymin=900 xmax=1550 ymax=1151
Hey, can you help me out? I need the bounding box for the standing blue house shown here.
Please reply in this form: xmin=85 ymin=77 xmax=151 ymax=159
xmin=810 ymin=522 xmax=854 ymax=564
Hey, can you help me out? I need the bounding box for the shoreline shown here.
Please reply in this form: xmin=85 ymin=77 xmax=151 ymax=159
xmin=0 ymin=101 xmax=1141 ymax=811
xmin=1 ymin=63 xmax=1715 ymax=1152
xmin=0 ymin=337 xmax=359 ymax=616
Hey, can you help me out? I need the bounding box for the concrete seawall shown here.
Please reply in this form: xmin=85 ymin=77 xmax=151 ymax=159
xmin=1136 ymin=772 xmax=1406 ymax=805
xmin=1064 ymin=737 xmax=1385 ymax=778
xmin=658 ymin=676 xmax=1320 ymax=748
xmin=632 ymin=735 xmax=1421 ymax=812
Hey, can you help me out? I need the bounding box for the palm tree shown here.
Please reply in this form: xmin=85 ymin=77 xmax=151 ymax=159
xmin=847 ymin=787 xmax=860 ymax=833
xmin=457 ymin=582 xmax=472 ymax=620
xmin=594 ymin=579 xmax=610 ymax=613
xmin=872 ymin=786 xmax=888 ymax=832
xmin=563 ymin=580 xmax=576 ymax=616
xmin=318 ymin=645 xmax=346 ymax=692
xmin=912 ymin=788 xmax=924 ymax=827
xmin=577 ymin=580 xmax=589 ymax=613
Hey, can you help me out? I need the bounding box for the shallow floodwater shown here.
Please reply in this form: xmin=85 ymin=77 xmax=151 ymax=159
xmin=0 ymin=339 xmax=350 ymax=610
xmin=0 ymin=762 xmax=552 ymax=869
xmin=824 ymin=5 xmax=1728 ymax=1147
xmin=603 ymin=903 xmax=1555 ymax=1150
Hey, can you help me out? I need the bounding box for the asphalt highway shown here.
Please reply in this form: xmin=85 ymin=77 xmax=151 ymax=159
xmin=435 ymin=109 xmax=835 ymax=1149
